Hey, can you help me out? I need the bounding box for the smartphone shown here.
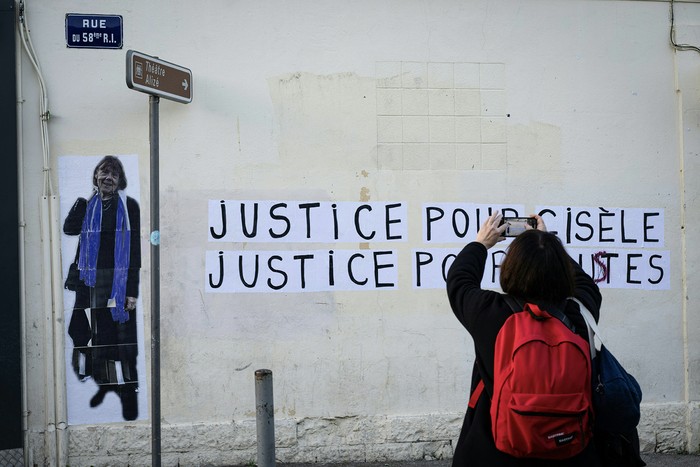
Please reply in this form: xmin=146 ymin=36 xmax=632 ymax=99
xmin=499 ymin=217 xmax=537 ymax=237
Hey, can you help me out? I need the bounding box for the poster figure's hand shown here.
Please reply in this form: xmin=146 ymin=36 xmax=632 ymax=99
xmin=476 ymin=212 xmax=507 ymax=249
xmin=126 ymin=297 xmax=137 ymax=310
xmin=530 ymin=214 xmax=548 ymax=232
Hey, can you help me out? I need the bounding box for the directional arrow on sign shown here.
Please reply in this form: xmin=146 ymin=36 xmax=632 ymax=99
xmin=126 ymin=50 xmax=192 ymax=104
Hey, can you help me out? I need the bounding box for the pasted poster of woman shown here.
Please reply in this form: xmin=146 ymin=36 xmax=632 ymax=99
xmin=59 ymin=155 xmax=147 ymax=424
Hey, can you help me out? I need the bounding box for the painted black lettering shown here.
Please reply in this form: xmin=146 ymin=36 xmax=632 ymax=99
xmin=355 ymin=205 xmax=376 ymax=240
xmin=385 ymin=203 xmax=403 ymax=240
xmin=267 ymin=255 xmax=287 ymax=290
xmin=415 ymin=251 xmax=433 ymax=287
xmin=425 ymin=207 xmax=444 ymax=242
xmin=293 ymin=254 xmax=314 ymax=289
xmin=240 ymin=202 xmax=258 ymax=239
xmin=649 ymin=254 xmax=664 ymax=285
xmin=332 ymin=204 xmax=339 ymax=240
xmin=208 ymin=251 xmax=224 ymax=288
xmin=620 ymin=209 xmax=637 ymax=244
xmin=538 ymin=208 xmax=557 ymax=236
xmin=442 ymin=253 xmax=457 ymax=282
xmin=575 ymin=211 xmax=594 ymax=242
xmin=475 ymin=207 xmax=494 ymax=232
xmin=210 ymin=200 xmax=227 ymax=239
xmin=348 ymin=253 xmax=368 ymax=285
xmin=644 ymin=212 xmax=661 ymax=243
xmin=269 ymin=203 xmax=291 ymax=239
xmin=328 ymin=250 xmax=335 ymax=286
xmin=598 ymin=209 xmax=614 ymax=242
xmin=373 ymin=251 xmax=394 ymax=288
xmin=298 ymin=203 xmax=321 ymax=239
xmin=238 ymin=254 xmax=259 ymax=288
xmin=452 ymin=209 xmax=469 ymax=238
xmin=602 ymin=252 xmax=619 ymax=284
xmin=626 ymin=253 xmax=643 ymax=284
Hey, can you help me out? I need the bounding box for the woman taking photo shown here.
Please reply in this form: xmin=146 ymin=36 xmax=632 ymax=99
xmin=446 ymin=212 xmax=602 ymax=466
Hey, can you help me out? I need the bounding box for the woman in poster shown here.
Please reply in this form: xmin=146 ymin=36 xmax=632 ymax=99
xmin=63 ymin=155 xmax=141 ymax=421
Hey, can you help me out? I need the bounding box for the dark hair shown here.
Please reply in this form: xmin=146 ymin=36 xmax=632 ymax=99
xmin=499 ymin=230 xmax=575 ymax=303
xmin=93 ymin=155 xmax=127 ymax=190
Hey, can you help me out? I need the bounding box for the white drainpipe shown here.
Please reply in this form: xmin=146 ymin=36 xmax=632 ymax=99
xmin=19 ymin=1 xmax=67 ymax=464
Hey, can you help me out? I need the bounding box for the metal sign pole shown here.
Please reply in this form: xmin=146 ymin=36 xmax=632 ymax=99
xmin=149 ymin=94 xmax=161 ymax=467
xmin=126 ymin=49 xmax=190 ymax=467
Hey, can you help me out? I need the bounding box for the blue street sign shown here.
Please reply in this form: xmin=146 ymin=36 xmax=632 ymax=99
xmin=66 ymin=14 xmax=123 ymax=49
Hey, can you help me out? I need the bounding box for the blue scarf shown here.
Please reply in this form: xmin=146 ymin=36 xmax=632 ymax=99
xmin=78 ymin=192 xmax=131 ymax=323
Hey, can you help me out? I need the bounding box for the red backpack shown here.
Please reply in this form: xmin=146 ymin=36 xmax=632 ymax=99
xmin=468 ymin=299 xmax=594 ymax=460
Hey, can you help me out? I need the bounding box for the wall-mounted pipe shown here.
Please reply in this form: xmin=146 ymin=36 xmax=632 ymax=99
xmin=49 ymin=195 xmax=67 ymax=465
xmin=671 ymin=48 xmax=691 ymax=455
xmin=15 ymin=7 xmax=30 ymax=463
xmin=19 ymin=1 xmax=66 ymax=464
xmin=40 ymin=197 xmax=57 ymax=466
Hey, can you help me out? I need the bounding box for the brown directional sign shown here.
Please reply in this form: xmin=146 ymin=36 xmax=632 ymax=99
xmin=126 ymin=50 xmax=192 ymax=104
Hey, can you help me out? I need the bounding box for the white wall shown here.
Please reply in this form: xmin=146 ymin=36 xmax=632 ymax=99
xmin=17 ymin=0 xmax=700 ymax=465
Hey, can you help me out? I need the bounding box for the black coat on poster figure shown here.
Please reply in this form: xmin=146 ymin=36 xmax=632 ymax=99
xmin=445 ymin=213 xmax=603 ymax=467
xmin=63 ymin=156 xmax=141 ymax=421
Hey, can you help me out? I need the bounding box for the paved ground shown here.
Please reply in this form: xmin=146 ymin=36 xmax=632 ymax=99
xmin=277 ymin=453 xmax=700 ymax=467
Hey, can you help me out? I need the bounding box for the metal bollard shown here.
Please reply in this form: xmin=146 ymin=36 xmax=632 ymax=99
xmin=255 ymin=369 xmax=275 ymax=467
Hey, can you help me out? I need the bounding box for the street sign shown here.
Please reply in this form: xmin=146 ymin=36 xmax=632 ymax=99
xmin=66 ymin=14 xmax=123 ymax=49
xmin=126 ymin=50 xmax=192 ymax=104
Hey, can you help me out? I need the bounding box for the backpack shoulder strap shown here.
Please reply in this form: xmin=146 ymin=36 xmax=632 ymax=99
xmin=570 ymin=297 xmax=600 ymax=359
xmin=543 ymin=304 xmax=576 ymax=333
xmin=503 ymin=295 xmax=522 ymax=314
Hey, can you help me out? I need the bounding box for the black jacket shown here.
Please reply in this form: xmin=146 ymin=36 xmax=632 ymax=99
xmin=64 ymin=195 xmax=141 ymax=308
xmin=446 ymin=241 xmax=602 ymax=467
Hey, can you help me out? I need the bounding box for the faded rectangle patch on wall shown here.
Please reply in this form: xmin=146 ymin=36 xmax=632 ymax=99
xmin=376 ymin=62 xmax=507 ymax=171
